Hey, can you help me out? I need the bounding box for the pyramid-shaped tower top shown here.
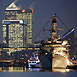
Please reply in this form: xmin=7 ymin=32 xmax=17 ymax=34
xmin=6 ymin=2 xmax=20 ymax=10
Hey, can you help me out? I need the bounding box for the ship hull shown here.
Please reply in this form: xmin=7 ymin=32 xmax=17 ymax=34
xmin=39 ymin=54 xmax=68 ymax=69
xmin=39 ymin=54 xmax=52 ymax=68
xmin=28 ymin=63 xmax=40 ymax=68
xmin=52 ymin=55 xmax=68 ymax=69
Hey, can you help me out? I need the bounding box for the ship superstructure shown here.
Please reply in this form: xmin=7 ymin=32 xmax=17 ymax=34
xmin=39 ymin=14 xmax=70 ymax=69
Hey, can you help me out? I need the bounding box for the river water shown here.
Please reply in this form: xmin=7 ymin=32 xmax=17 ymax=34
xmin=0 ymin=67 xmax=77 ymax=77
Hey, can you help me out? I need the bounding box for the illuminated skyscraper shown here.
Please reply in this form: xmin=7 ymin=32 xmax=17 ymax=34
xmin=2 ymin=2 xmax=34 ymax=48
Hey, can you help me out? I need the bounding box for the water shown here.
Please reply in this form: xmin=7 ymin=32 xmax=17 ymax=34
xmin=0 ymin=71 xmax=77 ymax=77
xmin=0 ymin=67 xmax=77 ymax=77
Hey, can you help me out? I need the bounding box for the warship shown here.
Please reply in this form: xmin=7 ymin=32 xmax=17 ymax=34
xmin=39 ymin=14 xmax=70 ymax=69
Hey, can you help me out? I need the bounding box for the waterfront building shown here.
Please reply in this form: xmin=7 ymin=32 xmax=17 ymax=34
xmin=0 ymin=51 xmax=9 ymax=59
xmin=2 ymin=2 xmax=34 ymax=48
xmin=34 ymin=41 xmax=41 ymax=47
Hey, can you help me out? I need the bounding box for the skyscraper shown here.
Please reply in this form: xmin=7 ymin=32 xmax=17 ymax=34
xmin=2 ymin=2 xmax=34 ymax=48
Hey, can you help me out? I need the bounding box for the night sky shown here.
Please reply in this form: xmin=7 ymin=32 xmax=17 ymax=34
xmin=0 ymin=0 xmax=77 ymax=43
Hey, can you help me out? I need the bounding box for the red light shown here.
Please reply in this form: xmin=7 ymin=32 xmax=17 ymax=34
xmin=50 ymin=19 xmax=58 ymax=21
xmin=50 ymin=19 xmax=52 ymax=21
xmin=56 ymin=19 xmax=58 ymax=21
xmin=22 ymin=9 xmax=25 ymax=12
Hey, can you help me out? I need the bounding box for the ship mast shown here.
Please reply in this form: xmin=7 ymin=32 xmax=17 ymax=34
xmin=51 ymin=14 xmax=58 ymax=42
xmin=51 ymin=14 xmax=64 ymax=42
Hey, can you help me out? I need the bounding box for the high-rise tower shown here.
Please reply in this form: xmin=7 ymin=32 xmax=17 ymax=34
xmin=2 ymin=2 xmax=34 ymax=48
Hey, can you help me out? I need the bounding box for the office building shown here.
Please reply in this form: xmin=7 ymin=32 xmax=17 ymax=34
xmin=2 ymin=2 xmax=34 ymax=48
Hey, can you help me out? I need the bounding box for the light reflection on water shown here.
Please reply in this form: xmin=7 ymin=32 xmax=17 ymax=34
xmin=0 ymin=67 xmax=77 ymax=77
xmin=0 ymin=67 xmax=27 ymax=72
xmin=52 ymin=68 xmax=70 ymax=72
xmin=28 ymin=68 xmax=40 ymax=72
xmin=0 ymin=67 xmax=76 ymax=72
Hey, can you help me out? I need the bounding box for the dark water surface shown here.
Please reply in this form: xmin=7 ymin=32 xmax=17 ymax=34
xmin=0 ymin=71 xmax=77 ymax=77
xmin=0 ymin=67 xmax=77 ymax=77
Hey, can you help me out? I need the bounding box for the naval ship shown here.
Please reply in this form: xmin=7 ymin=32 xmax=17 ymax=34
xmin=39 ymin=14 xmax=70 ymax=69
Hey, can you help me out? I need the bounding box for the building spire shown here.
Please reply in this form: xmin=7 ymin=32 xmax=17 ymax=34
xmin=6 ymin=2 xmax=20 ymax=10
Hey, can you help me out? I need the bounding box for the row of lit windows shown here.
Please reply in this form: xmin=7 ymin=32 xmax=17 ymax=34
xmin=5 ymin=15 xmax=16 ymax=20
xmin=3 ymin=37 xmax=6 ymax=40
xmin=27 ymin=33 xmax=32 ymax=38
xmin=5 ymin=11 xmax=16 ymax=15
xmin=9 ymin=41 xmax=23 ymax=44
xmin=3 ymin=27 xmax=6 ymax=31
xmin=3 ymin=32 xmax=6 ymax=37
xmin=9 ymin=37 xmax=23 ymax=40
xmin=9 ymin=43 xmax=23 ymax=47
xmin=3 ymin=40 xmax=6 ymax=43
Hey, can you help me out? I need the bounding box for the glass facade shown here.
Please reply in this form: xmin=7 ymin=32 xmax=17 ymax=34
xmin=2 ymin=3 xmax=34 ymax=48
xmin=3 ymin=25 xmax=7 ymax=43
xmin=8 ymin=24 xmax=23 ymax=47
xmin=2 ymin=20 xmax=26 ymax=48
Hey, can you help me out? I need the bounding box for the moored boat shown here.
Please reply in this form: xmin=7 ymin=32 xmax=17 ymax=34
xmin=28 ymin=53 xmax=40 ymax=68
